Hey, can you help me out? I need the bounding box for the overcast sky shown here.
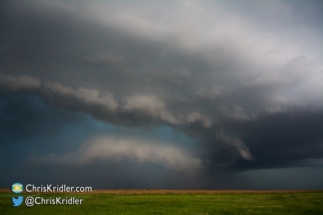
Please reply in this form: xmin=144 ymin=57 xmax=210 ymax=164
xmin=1 ymin=0 xmax=323 ymax=189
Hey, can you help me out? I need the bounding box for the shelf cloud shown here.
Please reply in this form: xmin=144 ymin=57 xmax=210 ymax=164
xmin=1 ymin=0 xmax=322 ymax=189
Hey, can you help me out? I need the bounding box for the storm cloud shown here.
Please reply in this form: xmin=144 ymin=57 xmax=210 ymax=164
xmin=1 ymin=0 xmax=323 ymax=189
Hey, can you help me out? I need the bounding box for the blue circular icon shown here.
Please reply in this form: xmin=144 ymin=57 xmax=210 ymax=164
xmin=12 ymin=183 xmax=23 ymax=194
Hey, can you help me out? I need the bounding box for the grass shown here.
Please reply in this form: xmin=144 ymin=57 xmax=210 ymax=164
xmin=1 ymin=191 xmax=323 ymax=215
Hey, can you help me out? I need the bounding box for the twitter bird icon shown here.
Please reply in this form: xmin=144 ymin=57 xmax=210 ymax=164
xmin=12 ymin=196 xmax=23 ymax=207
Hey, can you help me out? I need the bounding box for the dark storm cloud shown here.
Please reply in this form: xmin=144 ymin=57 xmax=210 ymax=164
xmin=231 ymin=110 xmax=323 ymax=170
xmin=0 ymin=93 xmax=88 ymax=144
xmin=1 ymin=0 xmax=323 ymax=188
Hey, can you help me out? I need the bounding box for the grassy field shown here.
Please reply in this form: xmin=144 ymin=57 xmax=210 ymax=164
xmin=1 ymin=190 xmax=323 ymax=215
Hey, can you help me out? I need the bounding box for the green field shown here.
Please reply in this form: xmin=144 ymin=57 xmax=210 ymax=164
xmin=1 ymin=191 xmax=323 ymax=215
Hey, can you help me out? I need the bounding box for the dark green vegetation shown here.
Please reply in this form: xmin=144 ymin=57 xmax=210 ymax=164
xmin=1 ymin=191 xmax=323 ymax=215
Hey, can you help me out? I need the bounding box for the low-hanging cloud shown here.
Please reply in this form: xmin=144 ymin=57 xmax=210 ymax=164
xmin=123 ymin=95 xmax=179 ymax=125
xmin=0 ymin=73 xmax=41 ymax=90
xmin=0 ymin=73 xmax=215 ymax=128
xmin=43 ymin=82 xmax=118 ymax=111
xmin=29 ymin=136 xmax=203 ymax=172
xmin=218 ymin=131 xmax=255 ymax=161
